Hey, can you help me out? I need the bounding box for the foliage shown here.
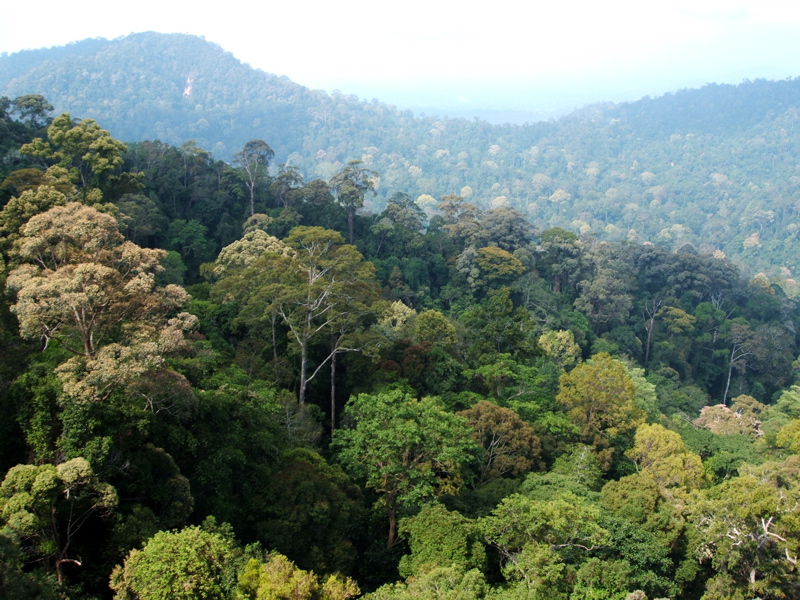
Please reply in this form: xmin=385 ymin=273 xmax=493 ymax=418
xmin=557 ymin=353 xmax=645 ymax=470
xmin=237 ymin=553 xmax=359 ymax=600
xmin=397 ymin=503 xmax=485 ymax=578
xmin=253 ymin=448 xmax=363 ymax=575
xmin=625 ymin=423 xmax=706 ymax=490
xmin=3 ymin=67 xmax=800 ymax=597
xmin=1 ymin=457 xmax=117 ymax=585
xmin=215 ymin=226 xmax=381 ymax=404
xmin=333 ymin=390 xmax=476 ymax=547
xmin=690 ymin=458 xmax=800 ymax=599
xmin=110 ymin=524 xmax=238 ymax=600
xmin=458 ymin=401 xmax=543 ymax=485
xmin=20 ymin=113 xmax=129 ymax=196
xmin=480 ymin=493 xmax=609 ymax=598
xmin=364 ymin=567 xmax=488 ymax=600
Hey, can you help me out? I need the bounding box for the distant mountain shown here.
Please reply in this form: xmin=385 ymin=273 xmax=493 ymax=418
xmin=0 ymin=33 xmax=320 ymax=158
xmin=3 ymin=32 xmax=800 ymax=279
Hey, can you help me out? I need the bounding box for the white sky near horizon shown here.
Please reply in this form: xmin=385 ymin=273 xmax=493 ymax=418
xmin=2 ymin=0 xmax=800 ymax=118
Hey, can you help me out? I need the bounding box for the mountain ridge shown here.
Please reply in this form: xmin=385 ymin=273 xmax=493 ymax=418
xmin=3 ymin=32 xmax=800 ymax=278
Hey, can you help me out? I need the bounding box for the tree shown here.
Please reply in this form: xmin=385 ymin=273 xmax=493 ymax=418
xmin=690 ymin=458 xmax=800 ymax=599
xmin=237 ymin=553 xmax=359 ymax=600
xmin=437 ymin=194 xmax=484 ymax=252
xmin=457 ymin=246 xmax=526 ymax=293
xmin=218 ymin=226 xmax=380 ymax=405
xmin=693 ymin=395 xmax=766 ymax=437
xmin=330 ymin=160 xmax=377 ymax=243
xmin=721 ymin=323 xmax=758 ymax=405
xmin=205 ymin=226 xmax=289 ymax=281
xmin=114 ymin=193 xmax=167 ymax=246
xmin=333 ymin=390 xmax=476 ymax=547
xmin=536 ymin=228 xmax=582 ymax=295
xmin=0 ymin=172 xmax=74 ymax=256
xmin=254 ymin=448 xmax=362 ymax=575
xmin=0 ymin=458 xmax=117 ymax=585
xmin=110 ymin=524 xmax=238 ymax=600
xmin=641 ymin=297 xmax=663 ymax=369
xmin=233 ymin=139 xmax=274 ymax=217
xmin=10 ymin=94 xmax=54 ymax=128
xmin=0 ymin=530 xmax=59 ymax=599
xmin=479 ymin=493 xmax=608 ymax=598
xmin=537 ymin=329 xmax=581 ymax=370
xmin=370 ymin=193 xmax=427 ymax=257
xmin=480 ymin=206 xmax=536 ymax=253
xmin=574 ymin=270 xmax=634 ymax=334
xmin=270 ymin=164 xmax=305 ymax=209
xmin=460 ymin=287 xmax=539 ymax=362
xmin=382 ymin=192 xmax=426 ymax=232
xmin=363 ymin=566 xmax=488 ymax=600
xmin=20 ymin=113 xmax=128 ymax=196
xmin=458 ymin=401 xmax=543 ymax=485
xmin=398 ymin=504 xmax=486 ymax=578
xmin=596 ymin=478 xmax=693 ymax=598
xmin=556 ymin=353 xmax=645 ymax=469
xmin=6 ymin=202 xmax=195 ymax=402
xmin=413 ymin=309 xmax=457 ymax=350
xmin=625 ymin=423 xmax=706 ymax=490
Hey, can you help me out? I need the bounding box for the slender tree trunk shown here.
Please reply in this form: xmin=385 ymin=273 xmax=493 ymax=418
xmin=331 ymin=334 xmax=338 ymax=432
xmin=386 ymin=493 xmax=398 ymax=548
xmin=723 ymin=347 xmax=736 ymax=406
xmin=643 ymin=299 xmax=661 ymax=370
xmin=299 ymin=343 xmax=308 ymax=404
xmin=723 ymin=342 xmax=752 ymax=406
xmin=347 ymin=206 xmax=355 ymax=244
xmin=271 ymin=314 xmax=278 ymax=360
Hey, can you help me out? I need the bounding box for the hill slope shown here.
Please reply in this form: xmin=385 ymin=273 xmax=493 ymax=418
xmin=3 ymin=32 xmax=800 ymax=278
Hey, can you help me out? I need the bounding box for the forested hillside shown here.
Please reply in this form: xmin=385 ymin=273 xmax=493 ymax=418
xmin=3 ymin=93 xmax=800 ymax=599
xmin=3 ymin=33 xmax=800 ymax=279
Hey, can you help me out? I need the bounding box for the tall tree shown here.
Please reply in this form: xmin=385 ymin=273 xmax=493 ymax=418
xmin=690 ymin=458 xmax=800 ymax=599
xmin=625 ymin=423 xmax=706 ymax=490
xmin=233 ymin=139 xmax=274 ymax=217
xmin=11 ymin=95 xmax=54 ymax=129
xmin=218 ymin=226 xmax=380 ymax=404
xmin=333 ymin=390 xmax=476 ymax=548
xmin=479 ymin=493 xmax=608 ymax=598
xmin=330 ymin=160 xmax=377 ymax=244
xmin=6 ymin=202 xmax=195 ymax=403
xmin=270 ymin=164 xmax=305 ymax=209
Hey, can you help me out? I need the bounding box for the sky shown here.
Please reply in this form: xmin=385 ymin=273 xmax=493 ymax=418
xmin=2 ymin=0 xmax=800 ymax=122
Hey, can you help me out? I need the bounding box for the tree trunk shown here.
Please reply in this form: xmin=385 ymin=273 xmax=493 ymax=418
xmin=299 ymin=343 xmax=308 ymax=404
xmin=386 ymin=493 xmax=398 ymax=548
xmin=331 ymin=334 xmax=338 ymax=432
xmin=271 ymin=314 xmax=278 ymax=360
xmin=643 ymin=299 xmax=661 ymax=371
xmin=347 ymin=206 xmax=355 ymax=244
xmin=723 ymin=349 xmax=735 ymax=406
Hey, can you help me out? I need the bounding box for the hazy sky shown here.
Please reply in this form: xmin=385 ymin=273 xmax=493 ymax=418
xmin=2 ymin=0 xmax=799 ymax=121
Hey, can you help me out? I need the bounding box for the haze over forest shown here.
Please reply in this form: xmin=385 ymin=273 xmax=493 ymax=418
xmin=3 ymin=32 xmax=800 ymax=280
xmin=4 ymin=31 xmax=800 ymax=600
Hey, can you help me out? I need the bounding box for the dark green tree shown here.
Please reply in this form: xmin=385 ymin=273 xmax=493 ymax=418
xmin=333 ymin=390 xmax=476 ymax=547
xmin=233 ymin=139 xmax=274 ymax=217
xmin=330 ymin=160 xmax=377 ymax=244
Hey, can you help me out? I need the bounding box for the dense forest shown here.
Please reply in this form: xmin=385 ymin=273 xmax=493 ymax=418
xmin=4 ymin=32 xmax=800 ymax=281
xmin=2 ymin=83 xmax=800 ymax=599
